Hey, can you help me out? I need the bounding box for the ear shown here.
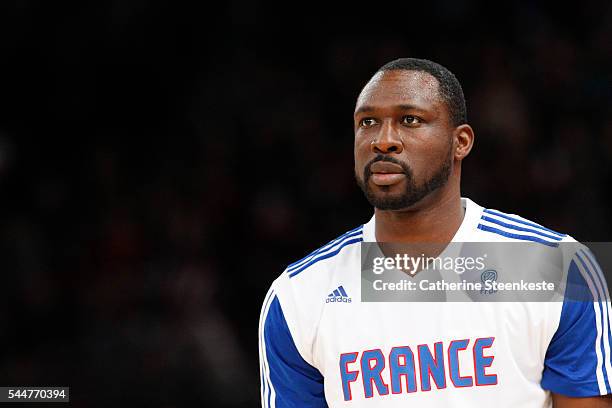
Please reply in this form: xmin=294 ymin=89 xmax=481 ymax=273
xmin=453 ymin=124 xmax=475 ymax=161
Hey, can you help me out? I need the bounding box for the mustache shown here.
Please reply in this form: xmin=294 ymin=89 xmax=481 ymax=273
xmin=364 ymin=155 xmax=413 ymax=181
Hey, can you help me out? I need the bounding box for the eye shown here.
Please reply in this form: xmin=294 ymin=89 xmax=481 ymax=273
xmin=359 ymin=118 xmax=378 ymax=128
xmin=401 ymin=115 xmax=422 ymax=125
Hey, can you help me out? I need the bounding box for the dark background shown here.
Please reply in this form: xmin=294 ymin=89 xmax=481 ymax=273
xmin=0 ymin=1 xmax=610 ymax=406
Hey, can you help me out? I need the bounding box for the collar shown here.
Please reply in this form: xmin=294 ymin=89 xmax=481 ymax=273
xmin=362 ymin=197 xmax=482 ymax=243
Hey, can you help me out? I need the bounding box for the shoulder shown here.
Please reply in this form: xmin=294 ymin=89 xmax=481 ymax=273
xmin=285 ymin=224 xmax=364 ymax=279
xmin=467 ymin=201 xmax=605 ymax=299
xmin=261 ymin=224 xmax=365 ymax=364
xmin=472 ymin=205 xmax=607 ymax=303
xmin=471 ymin=203 xmax=573 ymax=246
xmin=269 ymin=224 xmax=364 ymax=302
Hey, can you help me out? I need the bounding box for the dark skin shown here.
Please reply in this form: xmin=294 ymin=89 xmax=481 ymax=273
xmin=353 ymin=69 xmax=611 ymax=407
xmin=354 ymin=70 xmax=472 ymax=244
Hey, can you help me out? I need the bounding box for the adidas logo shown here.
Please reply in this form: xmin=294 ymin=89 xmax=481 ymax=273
xmin=326 ymin=285 xmax=352 ymax=303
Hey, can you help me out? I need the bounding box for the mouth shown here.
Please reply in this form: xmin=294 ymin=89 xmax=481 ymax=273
xmin=370 ymin=173 xmax=406 ymax=186
xmin=369 ymin=161 xmax=406 ymax=186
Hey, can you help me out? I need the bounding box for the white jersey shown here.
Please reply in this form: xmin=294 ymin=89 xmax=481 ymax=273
xmin=259 ymin=197 xmax=612 ymax=407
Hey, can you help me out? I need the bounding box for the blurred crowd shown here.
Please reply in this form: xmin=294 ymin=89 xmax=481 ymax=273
xmin=0 ymin=0 xmax=610 ymax=406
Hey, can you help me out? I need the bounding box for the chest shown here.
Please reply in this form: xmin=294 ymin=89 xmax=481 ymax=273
xmin=313 ymin=301 xmax=559 ymax=403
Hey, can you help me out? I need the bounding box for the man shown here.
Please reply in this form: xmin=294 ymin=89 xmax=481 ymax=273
xmin=259 ymin=58 xmax=612 ymax=407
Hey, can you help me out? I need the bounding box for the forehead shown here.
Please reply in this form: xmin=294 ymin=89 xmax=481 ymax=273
xmin=355 ymin=70 xmax=442 ymax=112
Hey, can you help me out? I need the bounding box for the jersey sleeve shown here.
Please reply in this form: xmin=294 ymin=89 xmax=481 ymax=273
xmin=541 ymin=247 xmax=612 ymax=397
xmin=259 ymin=287 xmax=328 ymax=408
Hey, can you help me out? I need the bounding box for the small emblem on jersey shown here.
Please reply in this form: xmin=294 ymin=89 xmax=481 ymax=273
xmin=326 ymin=285 xmax=352 ymax=303
xmin=480 ymin=269 xmax=498 ymax=294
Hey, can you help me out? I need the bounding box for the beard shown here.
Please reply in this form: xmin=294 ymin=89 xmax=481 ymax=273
xmin=355 ymin=151 xmax=452 ymax=211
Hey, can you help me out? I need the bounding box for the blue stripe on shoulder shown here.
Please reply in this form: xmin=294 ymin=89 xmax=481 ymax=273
xmin=483 ymin=209 xmax=566 ymax=237
xmin=287 ymin=229 xmax=363 ymax=273
xmin=288 ymin=237 xmax=363 ymax=278
xmin=581 ymin=249 xmax=610 ymax=297
xmin=287 ymin=225 xmax=363 ymax=270
xmin=480 ymin=215 xmax=563 ymax=241
xmin=476 ymin=224 xmax=559 ymax=247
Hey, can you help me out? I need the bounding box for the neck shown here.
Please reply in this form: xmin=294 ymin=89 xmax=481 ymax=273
xmin=374 ymin=186 xmax=464 ymax=243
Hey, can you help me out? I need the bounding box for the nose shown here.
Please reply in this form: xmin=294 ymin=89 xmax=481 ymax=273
xmin=370 ymin=121 xmax=403 ymax=154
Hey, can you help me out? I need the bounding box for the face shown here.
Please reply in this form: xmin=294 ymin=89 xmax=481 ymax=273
xmin=354 ymin=70 xmax=456 ymax=211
